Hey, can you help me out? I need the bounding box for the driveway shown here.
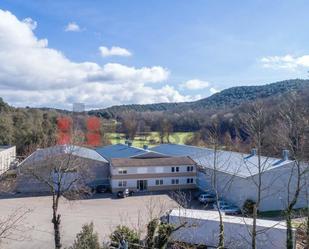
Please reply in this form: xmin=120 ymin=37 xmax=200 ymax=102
xmin=0 ymin=193 xmax=179 ymax=249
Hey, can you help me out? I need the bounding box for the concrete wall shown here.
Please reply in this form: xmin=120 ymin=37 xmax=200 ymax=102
xmin=0 ymin=146 xmax=16 ymax=174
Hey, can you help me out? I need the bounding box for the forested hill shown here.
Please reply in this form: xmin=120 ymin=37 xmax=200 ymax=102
xmin=90 ymin=79 xmax=309 ymax=117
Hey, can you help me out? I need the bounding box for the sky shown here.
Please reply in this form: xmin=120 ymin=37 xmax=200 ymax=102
xmin=1 ymin=0 xmax=309 ymax=110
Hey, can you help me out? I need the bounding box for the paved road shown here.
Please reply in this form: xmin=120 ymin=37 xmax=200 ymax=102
xmin=0 ymin=194 xmax=178 ymax=249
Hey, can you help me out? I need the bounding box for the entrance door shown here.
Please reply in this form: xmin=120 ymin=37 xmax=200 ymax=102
xmin=137 ymin=180 xmax=148 ymax=191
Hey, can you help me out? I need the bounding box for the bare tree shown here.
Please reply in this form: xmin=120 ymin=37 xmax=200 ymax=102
xmin=205 ymin=117 xmax=225 ymax=248
xmin=240 ymin=102 xmax=270 ymax=249
xmin=194 ymin=116 xmax=240 ymax=248
xmin=159 ymin=118 xmax=173 ymax=144
xmin=20 ymin=145 xmax=90 ymax=249
xmin=122 ymin=114 xmax=138 ymax=141
xmin=278 ymin=93 xmax=309 ymax=249
xmin=0 ymin=207 xmax=31 ymax=243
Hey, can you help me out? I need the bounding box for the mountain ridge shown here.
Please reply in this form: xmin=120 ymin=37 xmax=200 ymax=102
xmin=89 ymin=79 xmax=309 ymax=117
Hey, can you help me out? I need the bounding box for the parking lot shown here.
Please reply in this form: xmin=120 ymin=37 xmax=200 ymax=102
xmin=0 ymin=193 xmax=179 ymax=249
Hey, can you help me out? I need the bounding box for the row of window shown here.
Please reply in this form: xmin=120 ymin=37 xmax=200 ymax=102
xmin=171 ymin=166 xmax=194 ymax=172
xmin=117 ymin=166 xmax=195 ymax=174
xmin=118 ymin=178 xmax=195 ymax=187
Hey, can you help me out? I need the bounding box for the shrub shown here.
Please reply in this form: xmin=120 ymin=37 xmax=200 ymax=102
xmin=110 ymin=225 xmax=140 ymax=249
xmin=68 ymin=222 xmax=102 ymax=249
xmin=242 ymin=199 xmax=256 ymax=216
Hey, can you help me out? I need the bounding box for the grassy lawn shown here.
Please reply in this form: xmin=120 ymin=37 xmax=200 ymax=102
xmin=106 ymin=132 xmax=193 ymax=147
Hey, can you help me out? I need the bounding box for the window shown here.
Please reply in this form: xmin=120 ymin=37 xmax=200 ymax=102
xmin=155 ymin=179 xmax=164 ymax=185
xmin=118 ymin=181 xmax=127 ymax=187
xmin=171 ymin=167 xmax=175 ymax=172
xmin=187 ymin=166 xmax=194 ymax=172
xmin=118 ymin=169 xmax=127 ymax=174
xmin=171 ymin=179 xmax=179 ymax=185
xmin=187 ymin=178 xmax=194 ymax=184
xmin=176 ymin=167 xmax=179 ymax=172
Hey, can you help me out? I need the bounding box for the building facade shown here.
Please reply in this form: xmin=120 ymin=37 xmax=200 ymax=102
xmin=151 ymin=144 xmax=309 ymax=211
xmin=110 ymin=157 xmax=197 ymax=192
xmin=0 ymin=146 xmax=16 ymax=174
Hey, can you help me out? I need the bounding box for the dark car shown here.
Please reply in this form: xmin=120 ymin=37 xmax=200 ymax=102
xmin=87 ymin=179 xmax=110 ymax=194
xmin=117 ymin=189 xmax=134 ymax=198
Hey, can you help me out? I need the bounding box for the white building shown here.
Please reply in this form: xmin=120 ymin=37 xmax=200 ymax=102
xmin=110 ymin=156 xmax=197 ymax=192
xmin=0 ymin=146 xmax=16 ymax=174
xmin=168 ymin=208 xmax=295 ymax=249
xmin=151 ymin=144 xmax=309 ymax=211
xmin=95 ymin=143 xmax=197 ymax=193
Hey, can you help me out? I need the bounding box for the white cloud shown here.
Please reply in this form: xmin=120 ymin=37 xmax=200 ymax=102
xmin=99 ymin=46 xmax=132 ymax=57
xmin=0 ymin=9 xmax=194 ymax=109
xmin=182 ymin=79 xmax=210 ymax=90
xmin=64 ymin=22 xmax=81 ymax=32
xmin=260 ymin=54 xmax=309 ymax=70
xmin=22 ymin=17 xmax=37 ymax=30
xmin=210 ymin=87 xmax=219 ymax=94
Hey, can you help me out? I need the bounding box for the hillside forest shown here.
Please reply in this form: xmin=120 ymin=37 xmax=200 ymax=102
xmin=0 ymin=79 xmax=309 ymax=160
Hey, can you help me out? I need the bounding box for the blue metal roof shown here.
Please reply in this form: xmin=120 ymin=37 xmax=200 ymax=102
xmin=150 ymin=144 xmax=294 ymax=178
xmin=95 ymin=144 xmax=149 ymax=161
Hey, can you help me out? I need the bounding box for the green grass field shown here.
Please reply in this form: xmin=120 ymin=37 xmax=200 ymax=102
xmin=106 ymin=132 xmax=193 ymax=148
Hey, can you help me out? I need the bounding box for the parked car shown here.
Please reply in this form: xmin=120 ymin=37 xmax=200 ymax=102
xmin=198 ymin=193 xmax=216 ymax=204
xmin=86 ymin=179 xmax=110 ymax=194
xmin=215 ymin=200 xmax=230 ymax=208
xmin=214 ymin=204 xmax=241 ymax=215
xmin=117 ymin=189 xmax=134 ymax=198
xmin=194 ymin=190 xmax=214 ymax=200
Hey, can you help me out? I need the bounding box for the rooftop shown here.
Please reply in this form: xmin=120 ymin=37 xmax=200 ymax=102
xmin=95 ymin=143 xmax=164 ymax=161
xmin=169 ymin=208 xmax=287 ymax=229
xmin=0 ymin=145 xmax=15 ymax=152
xmin=22 ymin=145 xmax=108 ymax=165
xmin=111 ymin=156 xmax=196 ymax=167
xmin=150 ymin=144 xmax=294 ymax=178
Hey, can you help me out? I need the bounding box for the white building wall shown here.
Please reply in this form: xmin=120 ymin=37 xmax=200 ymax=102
xmin=111 ymin=176 xmax=196 ymax=189
xmin=111 ymin=165 xmax=196 ymax=176
xmin=0 ymin=146 xmax=16 ymax=174
xmin=197 ymin=161 xmax=309 ymax=211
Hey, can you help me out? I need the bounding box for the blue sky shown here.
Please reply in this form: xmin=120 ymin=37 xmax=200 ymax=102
xmin=1 ymin=0 xmax=309 ymax=109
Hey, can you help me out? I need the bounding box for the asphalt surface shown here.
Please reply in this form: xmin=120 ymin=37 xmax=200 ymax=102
xmin=0 ymin=193 xmax=179 ymax=249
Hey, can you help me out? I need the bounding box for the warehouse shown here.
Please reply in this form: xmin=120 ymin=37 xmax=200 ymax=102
xmin=151 ymin=144 xmax=309 ymax=211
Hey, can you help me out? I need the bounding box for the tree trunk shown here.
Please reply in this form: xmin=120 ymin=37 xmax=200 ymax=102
xmin=52 ymin=212 xmax=61 ymax=249
xmin=218 ymin=209 xmax=225 ymax=249
xmin=306 ymin=214 xmax=309 ymax=248
xmin=252 ymin=204 xmax=257 ymax=249
xmin=286 ymin=209 xmax=293 ymax=249
xmin=52 ymin=195 xmax=62 ymax=249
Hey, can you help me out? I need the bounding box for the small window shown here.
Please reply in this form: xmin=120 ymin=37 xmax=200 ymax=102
xmin=118 ymin=181 xmax=127 ymax=187
xmin=176 ymin=167 xmax=179 ymax=172
xmin=171 ymin=179 xmax=179 ymax=185
xmin=187 ymin=178 xmax=194 ymax=184
xmin=118 ymin=169 xmax=127 ymax=174
xmin=187 ymin=166 xmax=194 ymax=172
xmin=171 ymin=167 xmax=175 ymax=172
xmin=156 ymin=179 xmax=164 ymax=185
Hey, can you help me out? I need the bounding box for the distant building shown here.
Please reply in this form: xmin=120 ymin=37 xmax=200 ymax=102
xmin=0 ymin=146 xmax=16 ymax=174
xmin=151 ymin=144 xmax=309 ymax=211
